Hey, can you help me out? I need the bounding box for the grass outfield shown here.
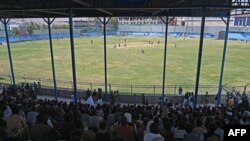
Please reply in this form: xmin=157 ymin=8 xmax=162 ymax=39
xmin=0 ymin=36 xmax=249 ymax=94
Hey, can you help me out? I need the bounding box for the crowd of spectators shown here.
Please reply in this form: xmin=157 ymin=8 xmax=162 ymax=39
xmin=0 ymin=85 xmax=250 ymax=141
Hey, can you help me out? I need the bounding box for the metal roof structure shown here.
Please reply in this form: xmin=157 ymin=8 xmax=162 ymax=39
xmin=0 ymin=0 xmax=249 ymax=18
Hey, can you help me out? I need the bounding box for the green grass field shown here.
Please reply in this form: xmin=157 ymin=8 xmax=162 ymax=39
xmin=0 ymin=36 xmax=249 ymax=94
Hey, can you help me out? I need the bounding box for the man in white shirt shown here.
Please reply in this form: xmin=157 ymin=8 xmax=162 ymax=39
xmin=26 ymin=107 xmax=38 ymax=126
xmin=144 ymin=123 xmax=164 ymax=141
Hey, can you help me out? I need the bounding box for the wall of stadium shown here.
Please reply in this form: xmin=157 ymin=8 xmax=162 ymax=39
xmin=118 ymin=25 xmax=250 ymax=39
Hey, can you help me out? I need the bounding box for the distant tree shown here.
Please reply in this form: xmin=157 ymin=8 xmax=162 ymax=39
xmin=12 ymin=27 xmax=20 ymax=36
xmin=42 ymin=24 xmax=48 ymax=29
xmin=29 ymin=22 xmax=40 ymax=30
xmin=27 ymin=25 xmax=33 ymax=35
xmin=19 ymin=24 xmax=29 ymax=35
xmin=52 ymin=24 xmax=69 ymax=29
xmin=62 ymin=24 xmax=69 ymax=29
xmin=109 ymin=17 xmax=119 ymax=31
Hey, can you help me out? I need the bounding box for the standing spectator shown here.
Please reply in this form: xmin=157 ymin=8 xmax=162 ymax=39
xmin=179 ymin=86 xmax=183 ymax=95
xmin=189 ymin=93 xmax=194 ymax=109
xmin=183 ymin=93 xmax=189 ymax=107
xmin=142 ymin=94 xmax=145 ymax=105
xmin=205 ymin=92 xmax=209 ymax=106
xmin=86 ymin=88 xmax=91 ymax=99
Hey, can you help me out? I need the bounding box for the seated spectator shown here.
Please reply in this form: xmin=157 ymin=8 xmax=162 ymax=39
xmin=115 ymin=116 xmax=136 ymax=141
xmin=71 ymin=119 xmax=95 ymax=141
xmin=71 ymin=130 xmax=83 ymax=141
xmin=3 ymin=106 xmax=12 ymax=121
xmin=30 ymin=114 xmax=50 ymax=141
xmin=0 ymin=117 xmax=8 ymax=141
xmin=26 ymin=107 xmax=39 ymax=128
xmin=60 ymin=113 xmax=74 ymax=140
xmin=145 ymin=114 xmax=154 ymax=133
xmin=6 ymin=107 xmax=28 ymax=140
xmin=88 ymin=110 xmax=101 ymax=132
xmin=107 ymin=113 xmax=117 ymax=138
xmin=193 ymin=118 xmax=207 ymax=136
xmin=144 ymin=122 xmax=164 ymax=141
xmin=96 ymin=121 xmax=111 ymax=141
xmin=184 ymin=123 xmax=200 ymax=141
xmin=45 ymin=129 xmax=61 ymax=141
xmin=160 ymin=120 xmax=174 ymax=141
xmin=173 ymin=120 xmax=187 ymax=141
xmin=204 ymin=122 xmax=219 ymax=141
xmin=214 ymin=120 xmax=224 ymax=141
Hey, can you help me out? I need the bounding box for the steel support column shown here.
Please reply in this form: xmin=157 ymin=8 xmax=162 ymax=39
xmin=217 ymin=16 xmax=230 ymax=106
xmin=161 ymin=16 xmax=169 ymax=105
xmin=44 ymin=18 xmax=57 ymax=101
xmin=194 ymin=8 xmax=206 ymax=109
xmin=103 ymin=17 xmax=108 ymax=103
xmin=68 ymin=8 xmax=77 ymax=104
xmin=1 ymin=18 xmax=15 ymax=87
xmin=97 ymin=17 xmax=111 ymax=103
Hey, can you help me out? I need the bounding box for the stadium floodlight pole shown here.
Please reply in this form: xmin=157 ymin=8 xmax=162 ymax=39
xmin=194 ymin=8 xmax=206 ymax=110
xmin=0 ymin=18 xmax=16 ymax=87
xmin=217 ymin=16 xmax=230 ymax=107
xmin=43 ymin=17 xmax=57 ymax=101
xmin=97 ymin=17 xmax=111 ymax=103
xmin=68 ymin=7 xmax=78 ymax=105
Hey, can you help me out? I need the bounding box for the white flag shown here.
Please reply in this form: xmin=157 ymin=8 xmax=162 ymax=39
xmin=86 ymin=96 xmax=95 ymax=106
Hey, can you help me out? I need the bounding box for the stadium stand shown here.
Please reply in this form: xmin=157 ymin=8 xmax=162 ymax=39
xmin=0 ymin=85 xmax=249 ymax=141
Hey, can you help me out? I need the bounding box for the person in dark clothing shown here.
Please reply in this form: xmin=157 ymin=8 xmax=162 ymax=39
xmin=141 ymin=49 xmax=144 ymax=54
xmin=184 ymin=123 xmax=200 ymax=141
xmin=204 ymin=122 xmax=219 ymax=141
xmin=86 ymin=89 xmax=91 ymax=99
xmin=179 ymin=86 xmax=183 ymax=95
xmin=60 ymin=113 xmax=74 ymax=140
xmin=96 ymin=121 xmax=111 ymax=141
